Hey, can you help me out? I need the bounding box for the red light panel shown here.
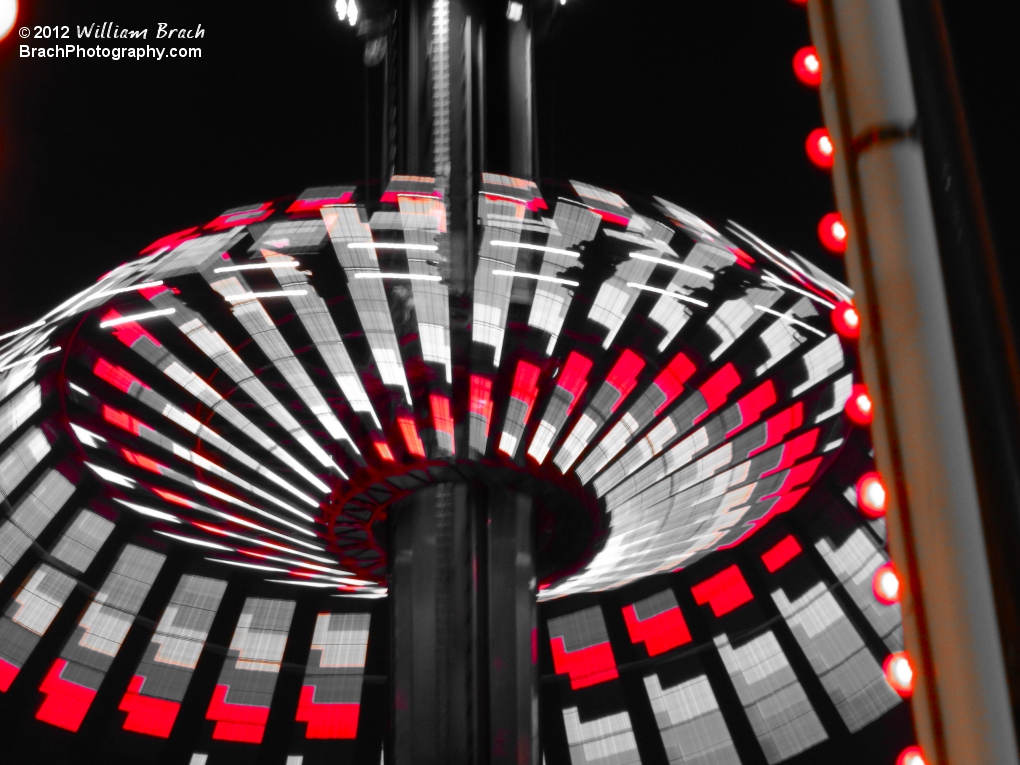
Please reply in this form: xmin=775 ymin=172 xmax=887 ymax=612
xmin=0 ymin=657 xmax=19 ymax=692
xmin=549 ymin=637 xmax=619 ymax=689
xmin=604 ymin=350 xmax=645 ymax=411
xmin=94 ymin=358 xmax=147 ymax=394
xmin=898 ymin=745 xmax=926 ymax=765
xmin=509 ymin=361 xmax=542 ymax=425
xmin=207 ymin=683 xmax=270 ymax=743
xmin=469 ymin=375 xmax=494 ymax=438
xmin=727 ymin=381 xmax=778 ymax=437
xmin=622 ymin=605 xmax=691 ymax=656
xmin=397 ymin=415 xmax=425 ymax=457
xmin=749 ymin=402 xmax=804 ymax=457
xmin=557 ymin=352 xmax=592 ymax=415
xmin=35 ymin=659 xmax=97 ymax=732
xmin=652 ymin=352 xmax=697 ymax=416
xmin=691 ymin=565 xmax=754 ymax=617
xmin=295 ymin=686 xmax=360 ymax=739
xmin=372 ymin=438 xmax=395 ymax=462
xmin=103 ymin=404 xmax=144 ymax=435
xmin=119 ymin=675 xmax=181 ymax=738
xmin=141 ymin=227 xmax=200 ymax=255
xmin=430 ymin=394 xmax=456 ymax=453
xmin=793 ymin=46 xmax=822 ymax=87
xmin=121 ymin=448 xmax=166 ymax=475
xmin=693 ymin=363 xmax=741 ymax=424
xmin=761 ymin=535 xmax=803 ymax=573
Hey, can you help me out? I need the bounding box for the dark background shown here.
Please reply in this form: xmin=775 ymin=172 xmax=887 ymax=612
xmin=0 ymin=0 xmax=1014 ymax=335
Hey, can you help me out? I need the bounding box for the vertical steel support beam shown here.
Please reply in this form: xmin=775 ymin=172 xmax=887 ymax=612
xmin=807 ymin=1 xmax=1020 ymax=762
xmin=391 ymin=483 xmax=537 ymax=765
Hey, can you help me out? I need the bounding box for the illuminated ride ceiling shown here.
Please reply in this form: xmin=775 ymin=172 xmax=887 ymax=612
xmin=1 ymin=173 xmax=859 ymax=600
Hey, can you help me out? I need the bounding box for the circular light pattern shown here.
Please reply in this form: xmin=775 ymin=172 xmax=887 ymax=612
xmin=873 ymin=561 xmax=901 ymax=605
xmin=818 ymin=211 xmax=847 ymax=254
xmin=844 ymin=383 xmax=873 ymax=426
xmin=898 ymin=746 xmax=927 ymax=765
xmin=884 ymin=651 xmax=915 ymax=697
xmin=856 ymin=472 xmax=888 ymax=518
xmin=831 ymin=301 xmax=860 ymax=340
xmin=0 ymin=0 xmax=17 ymax=41
xmin=805 ymin=127 xmax=835 ymax=170
xmin=793 ymin=45 xmax=822 ymax=87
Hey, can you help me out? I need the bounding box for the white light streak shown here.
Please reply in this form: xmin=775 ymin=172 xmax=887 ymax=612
xmin=207 ymin=557 xmax=289 ymax=573
xmin=99 ymin=308 xmax=176 ymax=328
xmin=155 ymin=531 xmax=233 ymax=551
xmin=213 ymin=263 xmax=301 ymax=273
xmin=114 ymin=499 xmax=180 ymax=524
xmin=626 ymin=283 xmax=709 ymax=307
xmin=346 ymin=242 xmax=439 ymax=252
xmin=70 ymin=423 xmax=106 ymax=447
xmin=222 ymin=289 xmax=308 ymax=301
xmin=85 ymin=462 xmax=135 ymax=488
xmin=68 ymin=382 xmax=91 ymax=396
xmin=267 ymin=579 xmax=341 ymax=588
xmin=491 ymin=240 xmax=580 ymax=258
xmin=762 ymin=273 xmax=837 ymax=309
xmin=353 ymin=272 xmax=443 ymax=282
xmin=86 ymin=280 xmax=165 ymax=302
xmin=0 ymin=346 xmax=61 ymax=372
xmin=628 ymin=252 xmax=714 ymax=279
xmin=754 ymin=305 xmax=828 ymax=338
xmin=347 ymin=0 xmax=358 ymax=25
xmin=491 ymin=270 xmax=579 ymax=287
xmin=0 ymin=320 xmax=46 ymax=342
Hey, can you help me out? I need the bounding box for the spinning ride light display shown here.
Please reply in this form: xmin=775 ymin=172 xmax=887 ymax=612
xmin=0 ymin=175 xmax=915 ymax=763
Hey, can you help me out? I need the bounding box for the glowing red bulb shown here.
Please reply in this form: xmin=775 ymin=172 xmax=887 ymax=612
xmin=831 ymin=302 xmax=860 ymax=340
xmin=873 ymin=562 xmax=901 ymax=605
xmin=856 ymin=472 xmax=887 ymax=518
xmin=898 ymin=746 xmax=926 ymax=765
xmin=805 ymin=127 xmax=835 ymax=169
xmin=818 ymin=212 xmax=847 ymax=254
xmin=884 ymin=652 xmax=915 ymax=697
xmin=793 ymin=46 xmax=822 ymax=87
xmin=844 ymin=383 xmax=873 ymax=426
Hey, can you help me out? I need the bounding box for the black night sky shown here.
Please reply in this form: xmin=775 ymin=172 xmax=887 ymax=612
xmin=0 ymin=0 xmax=1014 ymax=336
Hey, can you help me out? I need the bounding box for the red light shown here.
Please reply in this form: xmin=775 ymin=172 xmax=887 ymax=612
xmin=549 ymin=637 xmax=618 ymax=689
xmin=898 ymin=746 xmax=926 ymax=765
xmin=856 ymin=472 xmax=887 ymax=518
xmin=873 ymin=562 xmax=901 ymax=605
xmin=509 ymin=361 xmax=542 ymax=425
xmin=295 ymin=686 xmax=359 ymax=739
xmin=761 ymin=535 xmax=803 ymax=573
xmin=396 ymin=415 xmax=425 ymax=457
xmin=691 ymin=565 xmax=754 ymax=617
xmin=818 ymin=212 xmax=848 ymax=253
xmin=805 ymin=127 xmax=835 ymax=169
xmin=831 ymin=302 xmax=861 ymax=340
xmin=622 ymin=605 xmax=692 ymax=656
xmin=789 ymin=0 xmax=808 ymax=5
xmin=844 ymin=383 xmax=873 ymax=426
xmin=884 ymin=651 xmax=915 ymax=697
xmin=793 ymin=46 xmax=822 ymax=86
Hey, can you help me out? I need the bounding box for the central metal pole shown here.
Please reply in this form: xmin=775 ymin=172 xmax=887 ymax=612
xmin=390 ymin=483 xmax=536 ymax=765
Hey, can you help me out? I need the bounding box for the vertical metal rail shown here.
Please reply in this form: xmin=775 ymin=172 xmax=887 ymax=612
xmin=807 ymin=0 xmax=1020 ymax=762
